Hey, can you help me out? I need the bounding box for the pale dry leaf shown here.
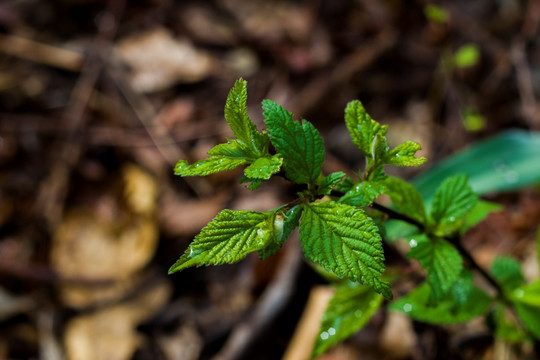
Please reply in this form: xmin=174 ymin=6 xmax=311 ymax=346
xmin=64 ymin=280 xmax=170 ymax=360
xmin=51 ymin=165 xmax=159 ymax=307
xmin=52 ymin=211 xmax=158 ymax=280
xmin=58 ymin=276 xmax=139 ymax=309
xmin=115 ymin=28 xmax=215 ymax=93
xmin=122 ymin=164 xmax=157 ymax=216
xmin=157 ymin=324 xmax=202 ymax=360
xmin=379 ymin=311 xmax=416 ymax=359
xmin=180 ymin=6 xmax=238 ymax=45
xmin=219 ymin=0 xmax=312 ymax=42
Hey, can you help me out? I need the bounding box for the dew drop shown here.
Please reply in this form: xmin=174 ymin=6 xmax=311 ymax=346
xmin=403 ymin=303 xmax=413 ymax=313
xmin=409 ymin=239 xmax=418 ymax=248
xmin=328 ymin=327 xmax=336 ymax=336
xmin=448 ymin=216 xmax=455 ymax=222
xmin=320 ymin=332 xmax=329 ymax=340
xmin=354 ymin=309 xmax=363 ymax=317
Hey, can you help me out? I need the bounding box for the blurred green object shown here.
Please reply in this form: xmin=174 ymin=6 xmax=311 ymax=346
xmin=453 ymin=44 xmax=481 ymax=68
xmin=424 ymin=4 xmax=449 ymax=23
xmin=461 ymin=108 xmax=486 ymax=132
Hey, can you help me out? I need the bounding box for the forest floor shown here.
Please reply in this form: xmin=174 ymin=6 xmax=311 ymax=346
xmin=1 ymin=0 xmax=540 ymax=359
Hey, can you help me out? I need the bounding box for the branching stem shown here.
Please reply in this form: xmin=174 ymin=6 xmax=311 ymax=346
xmin=371 ymin=201 xmax=506 ymax=300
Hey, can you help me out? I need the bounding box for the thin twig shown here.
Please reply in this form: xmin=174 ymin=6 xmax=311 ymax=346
xmin=371 ymin=202 xmax=424 ymax=229
xmin=448 ymin=236 xmax=505 ymax=299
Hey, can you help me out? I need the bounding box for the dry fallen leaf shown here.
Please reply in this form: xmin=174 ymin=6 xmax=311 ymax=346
xmin=115 ymin=28 xmax=215 ymax=93
xmin=122 ymin=164 xmax=158 ymax=216
xmin=157 ymin=323 xmax=202 ymax=360
xmin=64 ymin=280 xmax=171 ymax=360
xmin=51 ymin=211 xmax=157 ymax=280
xmin=51 ymin=165 xmax=159 ymax=307
xmin=379 ymin=311 xmax=416 ymax=359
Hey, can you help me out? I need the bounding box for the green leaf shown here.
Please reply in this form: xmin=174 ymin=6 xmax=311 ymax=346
xmin=383 ymin=177 xmax=426 ymax=225
xmin=244 ymin=154 xmax=283 ymax=180
xmin=175 ymin=140 xmax=252 ymax=176
xmin=491 ymin=256 xmax=525 ymax=292
xmin=334 ymin=176 xmax=355 ymax=193
xmin=207 ymin=139 xmax=250 ymax=157
xmin=366 ymin=164 xmax=387 ymax=181
xmin=390 ymin=130 xmax=540 ymax=239
xmin=384 ymin=219 xmax=419 ymax=241
xmin=412 ymin=130 xmax=540 ymax=200
xmin=372 ymin=133 xmax=389 ymax=162
xmin=408 ymin=235 xmax=463 ymax=300
xmin=224 ymin=79 xmax=252 ymax=143
xmin=338 ymin=181 xmax=385 ymax=207
xmin=511 ymin=279 xmax=540 ymax=340
xmin=313 ymin=282 xmax=383 ymax=357
xmin=493 ymin=305 xmax=530 ymax=343
xmin=299 ymin=201 xmax=391 ymax=298
xmin=319 ymin=172 xmax=346 ymax=195
xmin=390 ymin=282 xmax=492 ymax=324
xmin=238 ymin=176 xmax=263 ymax=190
xmin=514 ymin=302 xmax=540 ymax=340
xmin=385 ymin=141 xmax=427 ymax=167
xmin=461 ymin=200 xmax=502 ymax=233
xmin=512 ymin=279 xmax=540 ymax=307
xmin=258 ymin=205 xmax=303 ymax=260
xmin=344 ymin=100 xmax=388 ymax=157
xmin=224 ymin=79 xmax=268 ymax=155
xmin=537 ymin=226 xmax=540 ymax=266
xmin=169 ymin=210 xmax=275 ymax=273
xmin=262 ymin=100 xmax=325 ymax=184
xmin=174 ymin=157 xmax=248 ymax=177
xmin=431 ymin=174 xmax=478 ymax=234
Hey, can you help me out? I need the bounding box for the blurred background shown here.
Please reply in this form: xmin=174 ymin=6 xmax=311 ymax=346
xmin=0 ymin=0 xmax=540 ymax=359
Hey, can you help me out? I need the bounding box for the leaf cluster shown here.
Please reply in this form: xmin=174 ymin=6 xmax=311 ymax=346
xmin=168 ymin=79 xmax=539 ymax=358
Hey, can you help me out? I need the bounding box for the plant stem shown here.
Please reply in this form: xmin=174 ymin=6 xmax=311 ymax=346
xmin=371 ymin=201 xmax=506 ymax=300
xmin=449 ymin=236 xmax=506 ymax=300
xmin=370 ymin=202 xmax=424 ymax=229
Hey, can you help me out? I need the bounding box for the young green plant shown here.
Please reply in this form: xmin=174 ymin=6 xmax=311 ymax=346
xmin=169 ymin=79 xmax=540 ymax=358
